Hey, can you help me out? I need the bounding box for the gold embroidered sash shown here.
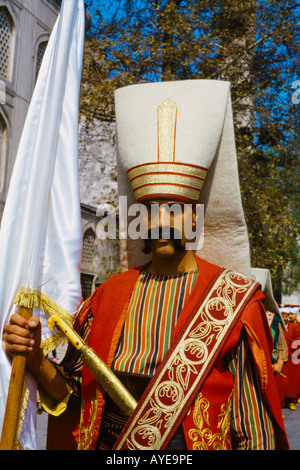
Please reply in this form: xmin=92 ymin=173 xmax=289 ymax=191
xmin=114 ymin=268 xmax=259 ymax=450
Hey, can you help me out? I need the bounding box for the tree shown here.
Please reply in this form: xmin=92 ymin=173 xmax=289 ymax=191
xmin=81 ymin=0 xmax=300 ymax=298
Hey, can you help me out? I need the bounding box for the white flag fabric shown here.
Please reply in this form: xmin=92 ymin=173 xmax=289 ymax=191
xmin=0 ymin=0 xmax=85 ymax=449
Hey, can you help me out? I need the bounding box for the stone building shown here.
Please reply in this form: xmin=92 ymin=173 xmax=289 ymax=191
xmin=78 ymin=118 xmax=119 ymax=298
xmin=0 ymin=0 xmax=119 ymax=298
xmin=0 ymin=0 xmax=61 ymax=218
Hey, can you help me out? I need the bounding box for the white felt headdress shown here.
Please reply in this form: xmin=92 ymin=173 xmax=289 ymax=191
xmin=115 ymin=80 xmax=251 ymax=276
xmin=251 ymin=268 xmax=285 ymax=326
xmin=279 ymin=306 xmax=291 ymax=314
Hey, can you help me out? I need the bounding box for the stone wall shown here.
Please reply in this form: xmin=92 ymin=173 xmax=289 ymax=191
xmin=78 ymin=117 xmax=118 ymax=208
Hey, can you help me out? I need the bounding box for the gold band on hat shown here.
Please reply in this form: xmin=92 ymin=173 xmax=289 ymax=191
xmin=130 ymin=172 xmax=204 ymax=192
xmin=133 ymin=183 xmax=201 ymax=203
xmin=128 ymin=164 xmax=207 ymax=202
xmin=128 ymin=162 xmax=208 ymax=181
xmin=127 ymin=98 xmax=208 ymax=203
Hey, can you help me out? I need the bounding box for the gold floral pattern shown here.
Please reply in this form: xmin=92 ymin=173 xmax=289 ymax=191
xmin=188 ymin=392 xmax=232 ymax=450
xmin=78 ymin=391 xmax=99 ymax=450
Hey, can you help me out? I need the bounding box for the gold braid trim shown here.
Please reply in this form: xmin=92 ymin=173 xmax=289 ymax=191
xmin=14 ymin=287 xmax=74 ymax=355
xmin=12 ymin=376 xmax=29 ymax=450
xmin=41 ymin=331 xmax=68 ymax=356
xmin=16 ymin=376 xmax=30 ymax=440
xmin=14 ymin=438 xmax=24 ymax=450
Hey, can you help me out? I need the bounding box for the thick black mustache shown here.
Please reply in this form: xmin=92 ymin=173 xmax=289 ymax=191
xmin=148 ymin=226 xmax=183 ymax=240
xmin=142 ymin=227 xmax=185 ymax=254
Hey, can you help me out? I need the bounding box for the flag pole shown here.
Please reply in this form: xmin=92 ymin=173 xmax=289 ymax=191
xmin=0 ymin=1 xmax=84 ymax=449
xmin=0 ymin=306 xmax=33 ymax=450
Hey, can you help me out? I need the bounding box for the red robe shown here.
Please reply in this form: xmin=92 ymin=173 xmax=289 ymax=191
xmin=47 ymin=256 xmax=289 ymax=450
xmin=276 ymin=322 xmax=300 ymax=406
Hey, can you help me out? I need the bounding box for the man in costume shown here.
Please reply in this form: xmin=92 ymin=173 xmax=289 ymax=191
xmin=251 ymin=269 xmax=288 ymax=378
xmin=289 ymin=305 xmax=300 ymax=326
xmin=3 ymin=81 xmax=289 ymax=450
xmin=275 ymin=305 xmax=300 ymax=411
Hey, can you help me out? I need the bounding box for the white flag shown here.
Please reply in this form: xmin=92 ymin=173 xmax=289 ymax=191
xmin=0 ymin=0 xmax=85 ymax=449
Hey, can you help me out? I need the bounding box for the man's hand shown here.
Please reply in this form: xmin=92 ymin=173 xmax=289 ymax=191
xmin=272 ymin=359 xmax=284 ymax=376
xmin=2 ymin=312 xmax=71 ymax=402
xmin=2 ymin=313 xmax=43 ymax=366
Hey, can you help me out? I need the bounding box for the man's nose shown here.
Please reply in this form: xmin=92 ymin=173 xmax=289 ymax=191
xmin=158 ymin=206 xmax=169 ymax=227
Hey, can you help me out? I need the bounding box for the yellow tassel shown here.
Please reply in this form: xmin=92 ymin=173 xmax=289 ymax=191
xmin=14 ymin=287 xmax=74 ymax=356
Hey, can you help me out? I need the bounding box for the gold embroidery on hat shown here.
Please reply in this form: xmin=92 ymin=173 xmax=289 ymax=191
xmin=128 ymin=163 xmax=208 ymax=181
xmin=158 ymin=98 xmax=177 ymax=162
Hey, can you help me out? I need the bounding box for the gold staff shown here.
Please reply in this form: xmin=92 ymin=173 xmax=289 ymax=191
xmin=47 ymin=315 xmax=137 ymax=417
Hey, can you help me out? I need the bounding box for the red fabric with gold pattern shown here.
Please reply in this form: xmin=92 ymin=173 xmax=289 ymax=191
xmin=47 ymin=256 xmax=289 ymax=450
xmin=181 ymin=294 xmax=290 ymax=450
xmin=114 ymin=268 xmax=260 ymax=450
xmin=182 ymin=367 xmax=234 ymax=450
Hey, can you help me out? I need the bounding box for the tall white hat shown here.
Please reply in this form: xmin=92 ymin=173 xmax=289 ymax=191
xmin=115 ymin=80 xmax=251 ymax=275
xmin=251 ymin=268 xmax=285 ymax=326
xmin=279 ymin=305 xmax=291 ymax=314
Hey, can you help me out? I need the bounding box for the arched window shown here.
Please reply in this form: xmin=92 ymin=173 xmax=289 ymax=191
xmin=35 ymin=41 xmax=48 ymax=81
xmin=82 ymin=227 xmax=97 ymax=263
xmin=0 ymin=7 xmax=14 ymax=80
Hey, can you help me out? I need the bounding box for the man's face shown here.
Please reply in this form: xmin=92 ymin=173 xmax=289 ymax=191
xmin=143 ymin=199 xmax=196 ymax=258
xmin=289 ymin=313 xmax=298 ymax=323
xmin=282 ymin=312 xmax=289 ymax=324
